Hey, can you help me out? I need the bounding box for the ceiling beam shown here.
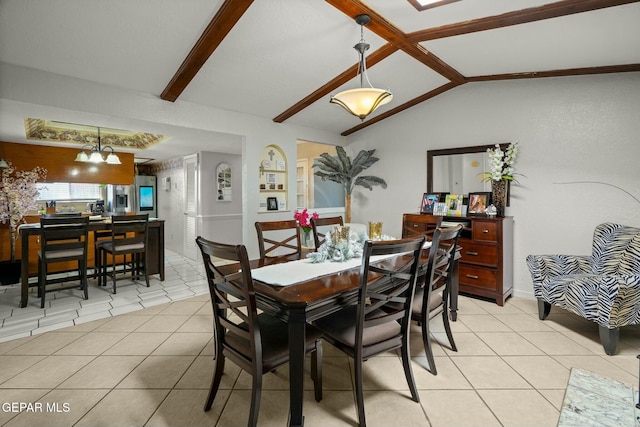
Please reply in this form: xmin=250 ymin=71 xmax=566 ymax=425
xmin=326 ymin=0 xmax=466 ymax=83
xmin=467 ymin=64 xmax=640 ymax=82
xmin=407 ymin=0 xmax=640 ymax=42
xmin=160 ymin=0 xmax=254 ymax=102
xmin=273 ymin=44 xmax=397 ymax=123
xmin=340 ymin=82 xmax=462 ymax=136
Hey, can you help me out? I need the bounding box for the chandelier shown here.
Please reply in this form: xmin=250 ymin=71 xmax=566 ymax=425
xmin=330 ymin=14 xmax=392 ymax=121
xmin=74 ymin=128 xmax=121 ymax=164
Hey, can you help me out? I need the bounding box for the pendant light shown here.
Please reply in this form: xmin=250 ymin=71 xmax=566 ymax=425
xmin=330 ymin=14 xmax=392 ymax=121
xmin=74 ymin=127 xmax=121 ymax=164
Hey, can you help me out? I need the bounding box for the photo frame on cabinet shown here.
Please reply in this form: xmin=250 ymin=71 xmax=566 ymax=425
xmin=267 ymin=197 xmax=278 ymax=211
xmin=468 ymin=192 xmax=491 ymax=215
xmin=421 ymin=193 xmax=440 ymax=214
xmin=438 ymin=192 xmax=450 ymax=203
xmin=445 ymin=194 xmax=463 ymax=216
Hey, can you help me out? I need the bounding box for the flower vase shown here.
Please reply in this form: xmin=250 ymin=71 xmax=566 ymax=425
xmin=302 ymin=229 xmax=312 ymax=248
xmin=491 ymin=179 xmax=507 ymax=217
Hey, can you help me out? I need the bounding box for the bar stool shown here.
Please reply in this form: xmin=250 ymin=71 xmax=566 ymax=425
xmin=38 ymin=216 xmax=90 ymax=308
xmin=98 ymin=214 xmax=150 ymax=294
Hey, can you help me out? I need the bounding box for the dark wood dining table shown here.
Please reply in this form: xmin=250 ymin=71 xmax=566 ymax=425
xmin=218 ymin=246 xmax=460 ymax=427
xmin=17 ymin=218 xmax=165 ymax=308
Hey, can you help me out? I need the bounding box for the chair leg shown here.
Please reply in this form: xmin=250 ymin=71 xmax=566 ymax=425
xmin=311 ymin=339 xmax=323 ymax=402
xmin=112 ymin=253 xmax=117 ymax=294
xmin=248 ymin=370 xmax=262 ymax=427
xmin=599 ymin=326 xmax=620 ymax=356
xmin=82 ymin=259 xmax=89 ymax=300
xmin=537 ymin=299 xmax=551 ymax=320
xmin=421 ymin=316 xmax=437 ymax=376
xmin=39 ymin=260 xmax=46 ymax=309
xmin=354 ymin=357 xmax=367 ymax=427
xmin=204 ymin=354 xmax=225 ymax=411
xmin=401 ymin=332 xmax=420 ymax=402
xmin=143 ymin=253 xmax=150 ymax=287
xmin=442 ymin=301 xmax=457 ymax=352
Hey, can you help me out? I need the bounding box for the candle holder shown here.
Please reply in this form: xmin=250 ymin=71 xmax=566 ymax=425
xmin=333 ymin=225 xmax=350 ymax=244
xmin=368 ymin=221 xmax=382 ymax=240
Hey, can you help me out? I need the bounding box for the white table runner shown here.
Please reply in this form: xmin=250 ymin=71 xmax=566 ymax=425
xmin=252 ymin=241 xmax=431 ymax=287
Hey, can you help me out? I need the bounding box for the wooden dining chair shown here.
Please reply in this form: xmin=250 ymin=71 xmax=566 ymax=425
xmin=310 ymin=216 xmax=344 ymax=250
xmin=98 ymin=214 xmax=150 ymax=293
xmin=313 ymin=236 xmax=425 ymax=427
xmin=254 ymin=219 xmax=302 ymax=259
xmin=412 ymin=224 xmax=463 ymax=375
xmin=195 ymin=236 xmax=323 ymax=427
xmin=38 ymin=215 xmax=90 ymax=308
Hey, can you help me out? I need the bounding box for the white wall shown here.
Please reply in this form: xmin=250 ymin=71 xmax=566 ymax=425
xmin=345 ymin=73 xmax=640 ymax=300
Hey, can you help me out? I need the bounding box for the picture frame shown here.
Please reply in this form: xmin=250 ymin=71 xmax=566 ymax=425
xmin=267 ymin=197 xmax=278 ymax=211
xmin=467 ymin=192 xmax=491 ymax=215
xmin=438 ymin=192 xmax=450 ymax=203
xmin=421 ymin=193 xmax=440 ymax=214
xmin=433 ymin=202 xmax=448 ymax=216
xmin=445 ymin=194 xmax=463 ymax=216
xmin=266 ymin=173 xmax=277 ymax=184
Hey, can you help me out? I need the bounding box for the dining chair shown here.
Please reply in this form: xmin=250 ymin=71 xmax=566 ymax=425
xmin=310 ymin=216 xmax=344 ymax=250
xmin=195 ymin=236 xmax=323 ymax=427
xmin=254 ymin=219 xmax=302 ymax=259
xmin=98 ymin=214 xmax=149 ymax=293
xmin=313 ymin=236 xmax=425 ymax=427
xmin=412 ymin=224 xmax=463 ymax=375
xmin=38 ymin=215 xmax=90 ymax=308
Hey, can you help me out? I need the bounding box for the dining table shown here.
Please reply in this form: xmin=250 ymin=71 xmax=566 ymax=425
xmin=217 ymin=244 xmax=460 ymax=427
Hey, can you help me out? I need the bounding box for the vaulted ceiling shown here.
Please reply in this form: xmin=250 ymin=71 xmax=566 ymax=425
xmin=1 ymin=0 xmax=639 ymax=160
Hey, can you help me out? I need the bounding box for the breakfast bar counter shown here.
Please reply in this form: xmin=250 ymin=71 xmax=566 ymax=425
xmin=18 ymin=217 xmax=165 ymax=307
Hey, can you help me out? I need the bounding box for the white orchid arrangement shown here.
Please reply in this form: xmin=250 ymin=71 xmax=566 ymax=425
xmin=0 ymin=160 xmax=47 ymax=262
xmin=483 ymin=142 xmax=519 ymax=182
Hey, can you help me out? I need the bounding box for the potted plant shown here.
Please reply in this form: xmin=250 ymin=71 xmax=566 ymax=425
xmin=293 ymin=208 xmax=319 ymax=248
xmin=0 ymin=159 xmax=47 ymax=285
xmin=480 ymin=142 xmax=519 ymax=216
xmin=313 ymin=146 xmax=387 ymax=223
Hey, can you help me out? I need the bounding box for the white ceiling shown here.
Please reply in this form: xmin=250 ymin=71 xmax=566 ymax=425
xmin=0 ymin=0 xmax=639 ymax=162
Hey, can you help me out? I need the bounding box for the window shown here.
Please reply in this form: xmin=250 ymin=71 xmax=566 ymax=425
xmin=36 ymin=183 xmax=103 ymax=201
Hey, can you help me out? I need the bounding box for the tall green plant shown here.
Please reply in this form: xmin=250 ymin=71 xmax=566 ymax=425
xmin=313 ymin=146 xmax=387 ymax=223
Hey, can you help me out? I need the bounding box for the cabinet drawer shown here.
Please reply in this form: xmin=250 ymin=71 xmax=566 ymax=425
xmin=459 ymin=265 xmax=498 ymax=290
xmin=472 ymin=221 xmax=498 ymax=241
xmin=404 ymin=221 xmax=432 ymax=236
xmin=459 ymin=241 xmax=498 ymax=266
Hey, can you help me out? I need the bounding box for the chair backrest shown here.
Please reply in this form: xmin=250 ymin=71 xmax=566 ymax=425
xmin=420 ymin=224 xmax=463 ymax=314
xmin=255 ymin=220 xmax=301 ymax=258
xmin=40 ymin=215 xmax=90 ymax=260
xmin=592 ymin=223 xmax=640 ymax=275
xmin=195 ymin=236 xmax=262 ymax=371
xmin=310 ymin=216 xmax=344 ymax=250
xmin=355 ymin=236 xmax=425 ymax=353
xmin=110 ymin=214 xmax=149 ymax=253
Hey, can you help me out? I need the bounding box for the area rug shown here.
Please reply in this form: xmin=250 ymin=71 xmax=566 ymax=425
xmin=559 ymin=368 xmax=640 ymax=427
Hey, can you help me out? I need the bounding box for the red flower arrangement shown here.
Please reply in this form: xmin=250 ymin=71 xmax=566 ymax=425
xmin=293 ymin=208 xmax=319 ymax=233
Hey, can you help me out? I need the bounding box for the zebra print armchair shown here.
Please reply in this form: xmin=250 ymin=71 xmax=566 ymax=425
xmin=526 ymin=223 xmax=640 ymax=355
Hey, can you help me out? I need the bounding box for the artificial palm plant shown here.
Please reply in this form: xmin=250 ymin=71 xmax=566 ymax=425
xmin=313 ymin=146 xmax=387 ymax=223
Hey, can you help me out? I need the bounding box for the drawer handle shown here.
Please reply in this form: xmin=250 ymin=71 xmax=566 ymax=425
xmin=482 ymin=229 xmax=489 ymax=233
xmin=466 ymin=274 xmax=479 ymax=280
xmin=466 ymin=251 xmax=478 ymax=256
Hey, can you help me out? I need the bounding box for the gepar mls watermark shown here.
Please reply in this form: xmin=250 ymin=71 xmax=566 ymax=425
xmin=2 ymin=402 xmax=70 ymax=413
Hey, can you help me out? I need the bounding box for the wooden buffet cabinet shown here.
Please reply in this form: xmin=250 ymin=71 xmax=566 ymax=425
xmin=402 ymin=213 xmax=513 ymax=306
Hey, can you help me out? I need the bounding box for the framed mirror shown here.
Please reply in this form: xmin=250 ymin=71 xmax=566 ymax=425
xmin=427 ymin=143 xmax=510 ymax=203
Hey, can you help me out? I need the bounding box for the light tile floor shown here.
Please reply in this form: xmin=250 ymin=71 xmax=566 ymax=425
xmin=0 ymin=250 xmax=639 ymax=426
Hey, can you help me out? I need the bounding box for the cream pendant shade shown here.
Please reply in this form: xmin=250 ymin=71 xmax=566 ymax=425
xmin=330 ymin=14 xmax=392 ymax=121
xmin=88 ymin=151 xmax=105 ymax=163
xmin=330 ymin=88 xmax=392 ymax=120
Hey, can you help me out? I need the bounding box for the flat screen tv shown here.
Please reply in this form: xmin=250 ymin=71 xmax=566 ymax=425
xmin=139 ymin=186 xmax=154 ymax=211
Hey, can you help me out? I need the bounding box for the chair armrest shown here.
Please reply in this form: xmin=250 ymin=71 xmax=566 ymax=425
xmin=526 ymin=254 xmax=593 ymax=283
xmin=592 ymin=274 xmax=640 ymax=328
